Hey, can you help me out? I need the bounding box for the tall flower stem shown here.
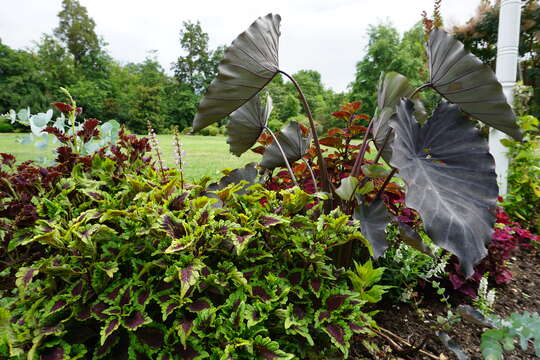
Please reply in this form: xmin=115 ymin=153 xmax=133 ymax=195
xmin=279 ymin=70 xmax=330 ymax=193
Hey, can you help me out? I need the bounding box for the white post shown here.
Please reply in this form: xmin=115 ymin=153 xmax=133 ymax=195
xmin=490 ymin=0 xmax=522 ymax=196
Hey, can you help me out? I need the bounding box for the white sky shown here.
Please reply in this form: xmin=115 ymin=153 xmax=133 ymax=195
xmin=0 ymin=0 xmax=481 ymax=92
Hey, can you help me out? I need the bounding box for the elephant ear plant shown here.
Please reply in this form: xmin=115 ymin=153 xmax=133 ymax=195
xmin=192 ymin=14 xmax=522 ymax=277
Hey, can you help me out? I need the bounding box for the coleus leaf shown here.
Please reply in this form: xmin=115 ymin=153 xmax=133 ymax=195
xmin=253 ymin=335 xmax=294 ymax=360
xmin=177 ymin=260 xmax=204 ymax=299
xmin=123 ymin=310 xmax=151 ymax=331
xmin=260 ymin=121 xmax=310 ymax=169
xmin=353 ymin=196 xmax=393 ymax=258
xmin=227 ymin=93 xmax=272 ymax=156
xmin=389 ymin=99 xmax=498 ymax=277
xmin=372 ymin=72 xmax=426 ymax=162
xmin=427 ymin=28 xmax=522 ymax=141
xmin=193 ymin=13 xmax=281 ymax=132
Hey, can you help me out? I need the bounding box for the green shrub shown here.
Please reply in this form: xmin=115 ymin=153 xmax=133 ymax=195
xmin=267 ymin=119 xmax=284 ymax=132
xmin=200 ymin=124 xmax=220 ymax=136
xmin=0 ymin=119 xmax=14 ymax=132
xmin=503 ymin=115 xmax=540 ymax=232
xmin=0 ymin=150 xmax=373 ymax=358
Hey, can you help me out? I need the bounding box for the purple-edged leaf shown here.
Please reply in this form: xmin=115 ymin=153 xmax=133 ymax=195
xmin=94 ymin=334 xmax=119 ymax=359
xmin=252 ymin=286 xmax=271 ymax=301
xmin=177 ymin=319 xmax=193 ymax=347
xmin=261 ymin=121 xmax=310 ymax=169
xmin=176 ymin=344 xmax=209 ymax=360
xmin=50 ymin=299 xmax=67 ymax=312
xmin=76 ymin=307 xmax=91 ymax=321
xmin=40 ymin=346 xmax=64 ymax=360
xmin=227 ymin=93 xmax=272 ymax=156
xmin=178 ymin=262 xmax=204 ymax=298
xmin=136 ymin=326 xmax=164 ymax=349
xmin=353 ymin=197 xmax=393 ymax=258
xmin=71 ymin=282 xmax=83 ymax=296
xmin=161 ymin=214 xmax=186 ymax=240
xmin=309 ymin=279 xmax=322 ymax=296
xmin=15 ymin=267 xmax=38 ymax=290
xmin=349 ymin=321 xmax=364 ymax=333
xmin=326 ymin=294 xmax=349 ymax=311
xmin=318 ymin=312 xmax=330 ymax=321
xmin=92 ymin=302 xmax=110 ymax=320
xmin=188 ymin=299 xmax=211 ymax=312
xmin=41 ymin=324 xmax=62 ymax=335
xmin=390 ymin=100 xmax=498 ymax=277
xmin=428 ymin=29 xmax=522 ymax=141
xmin=253 ymin=336 xmax=294 ymax=360
xmin=259 ymin=215 xmax=286 ymax=227
xmin=193 ymin=14 xmax=281 ymax=132
xmin=137 ymin=289 xmax=151 ymax=306
xmin=100 ymin=318 xmax=120 ymax=345
xmin=123 ymin=310 xmax=150 ymax=330
xmin=119 ymin=287 xmax=131 ymax=307
xmin=326 ymin=323 xmax=345 ymax=345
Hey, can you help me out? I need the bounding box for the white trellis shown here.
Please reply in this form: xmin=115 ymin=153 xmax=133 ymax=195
xmin=489 ymin=0 xmax=522 ymax=196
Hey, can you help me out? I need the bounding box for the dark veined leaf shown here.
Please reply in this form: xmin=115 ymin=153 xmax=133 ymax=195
xmin=261 ymin=121 xmax=310 ymax=169
xmin=227 ymin=93 xmax=272 ymax=156
xmin=372 ymin=72 xmax=426 ymax=162
xmin=389 ymin=99 xmax=498 ymax=277
xmin=206 ymin=163 xmax=258 ymax=194
xmin=437 ymin=331 xmax=470 ymax=360
xmin=427 ymin=28 xmax=522 ymax=141
xmin=193 ymin=13 xmax=281 ymax=132
xmin=353 ymin=196 xmax=393 ymax=258
xmin=398 ymin=223 xmax=433 ymax=256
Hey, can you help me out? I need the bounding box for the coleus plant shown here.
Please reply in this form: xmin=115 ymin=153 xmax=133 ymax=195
xmin=0 ymin=150 xmax=376 ymax=358
xmin=191 ymin=13 xmax=523 ymax=277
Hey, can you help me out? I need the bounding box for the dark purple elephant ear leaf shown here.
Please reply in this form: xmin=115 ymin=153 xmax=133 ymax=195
xmin=227 ymin=93 xmax=272 ymax=156
xmin=427 ymin=28 xmax=522 ymax=141
xmin=260 ymin=121 xmax=310 ymax=169
xmin=193 ymin=13 xmax=281 ymax=132
xmin=353 ymin=196 xmax=393 ymax=258
xmin=389 ymin=99 xmax=498 ymax=277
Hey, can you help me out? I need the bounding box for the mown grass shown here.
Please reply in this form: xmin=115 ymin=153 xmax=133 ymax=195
xmin=0 ymin=133 xmax=260 ymax=180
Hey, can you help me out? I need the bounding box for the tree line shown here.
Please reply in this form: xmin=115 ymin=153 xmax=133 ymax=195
xmin=1 ymin=0 xmax=536 ymax=134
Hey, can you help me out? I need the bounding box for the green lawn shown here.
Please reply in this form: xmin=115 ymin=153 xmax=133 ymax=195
xmin=0 ymin=134 xmax=260 ymax=180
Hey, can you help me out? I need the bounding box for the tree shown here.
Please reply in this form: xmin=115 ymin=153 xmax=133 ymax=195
xmin=34 ymin=34 xmax=77 ymax=101
xmin=54 ymin=0 xmax=101 ymax=67
xmin=128 ymin=85 xmax=164 ymax=134
xmin=349 ymin=22 xmax=427 ymax=117
xmin=452 ymin=0 xmax=540 ymax=116
xmin=0 ymin=40 xmax=48 ymax=114
xmin=172 ymin=21 xmax=224 ymax=94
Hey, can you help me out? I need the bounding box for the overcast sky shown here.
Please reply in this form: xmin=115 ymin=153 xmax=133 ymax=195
xmin=0 ymin=0 xmax=482 ymax=92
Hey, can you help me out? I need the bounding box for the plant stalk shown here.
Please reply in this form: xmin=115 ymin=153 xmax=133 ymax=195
xmin=410 ymin=82 xmax=432 ymax=98
xmin=279 ymin=70 xmax=330 ymax=193
xmin=302 ymin=158 xmax=319 ymax=193
xmin=350 ymin=119 xmax=374 ymax=177
xmin=376 ymin=168 xmax=397 ymax=199
xmin=265 ymin=127 xmax=300 ymax=188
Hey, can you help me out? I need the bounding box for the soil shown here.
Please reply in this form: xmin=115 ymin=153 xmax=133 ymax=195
xmin=351 ymin=247 xmax=540 ymax=359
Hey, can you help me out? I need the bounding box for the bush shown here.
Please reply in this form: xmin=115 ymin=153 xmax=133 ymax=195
xmin=0 ymin=141 xmax=372 ymax=358
xmin=0 ymin=119 xmax=13 ymax=132
xmin=200 ymin=124 xmax=220 ymax=136
xmin=267 ymin=119 xmax=284 ymax=132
